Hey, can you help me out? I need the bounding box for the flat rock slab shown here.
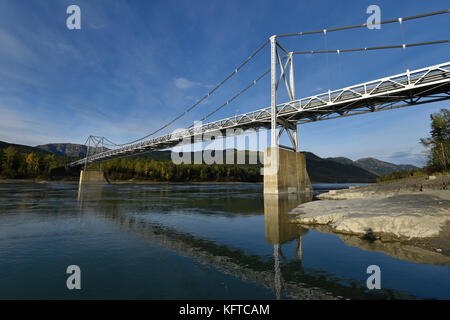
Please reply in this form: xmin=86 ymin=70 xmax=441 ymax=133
xmin=318 ymin=175 xmax=449 ymax=200
xmin=290 ymin=192 xmax=450 ymax=239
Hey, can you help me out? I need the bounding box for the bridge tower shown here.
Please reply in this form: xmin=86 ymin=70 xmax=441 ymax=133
xmin=78 ymin=136 xmax=110 ymax=186
xmin=264 ymin=35 xmax=312 ymax=195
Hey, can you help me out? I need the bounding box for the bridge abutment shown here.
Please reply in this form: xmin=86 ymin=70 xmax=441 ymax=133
xmin=79 ymin=170 xmax=110 ymax=186
xmin=263 ymin=147 xmax=312 ymax=195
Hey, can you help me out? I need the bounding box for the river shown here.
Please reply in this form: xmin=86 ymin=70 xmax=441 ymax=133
xmin=0 ymin=182 xmax=449 ymax=299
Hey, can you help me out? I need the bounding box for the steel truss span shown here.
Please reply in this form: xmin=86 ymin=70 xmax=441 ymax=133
xmin=69 ymin=62 xmax=450 ymax=167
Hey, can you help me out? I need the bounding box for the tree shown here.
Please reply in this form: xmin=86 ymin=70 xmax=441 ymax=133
xmin=0 ymin=149 xmax=3 ymax=173
xmin=420 ymin=108 xmax=450 ymax=171
xmin=44 ymin=154 xmax=57 ymax=173
xmin=26 ymin=153 xmax=42 ymax=176
xmin=199 ymin=166 xmax=209 ymax=180
xmin=2 ymin=147 xmax=19 ymax=177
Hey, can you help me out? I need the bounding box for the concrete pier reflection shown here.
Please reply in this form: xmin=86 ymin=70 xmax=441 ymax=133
xmin=264 ymin=193 xmax=312 ymax=299
xmin=264 ymin=193 xmax=311 ymax=245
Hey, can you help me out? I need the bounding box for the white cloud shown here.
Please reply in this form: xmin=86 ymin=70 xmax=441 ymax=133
xmin=0 ymin=28 xmax=32 ymax=62
xmin=381 ymin=150 xmax=427 ymax=167
xmin=174 ymin=77 xmax=202 ymax=89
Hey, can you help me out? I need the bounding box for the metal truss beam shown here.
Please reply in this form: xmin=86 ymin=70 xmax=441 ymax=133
xmin=69 ymin=61 xmax=450 ymax=167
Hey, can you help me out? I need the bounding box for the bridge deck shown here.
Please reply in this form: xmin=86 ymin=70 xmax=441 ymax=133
xmin=70 ymin=61 xmax=450 ymax=167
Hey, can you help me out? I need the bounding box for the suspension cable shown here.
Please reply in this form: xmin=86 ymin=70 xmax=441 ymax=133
xmin=276 ymin=9 xmax=450 ymax=38
xmin=194 ymin=55 xmax=289 ymax=125
xmin=193 ymin=10 xmax=450 ymax=129
xmin=92 ymin=8 xmax=449 ymax=148
xmin=196 ymin=68 xmax=271 ymax=124
xmin=292 ymin=39 xmax=450 ymax=55
xmin=194 ymin=38 xmax=449 ymax=126
xmin=105 ymin=39 xmax=269 ymax=147
xmin=102 ymin=38 xmax=448 ymax=147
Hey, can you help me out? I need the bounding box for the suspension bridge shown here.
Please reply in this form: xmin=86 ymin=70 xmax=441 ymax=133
xmin=71 ymin=9 xmax=450 ymax=194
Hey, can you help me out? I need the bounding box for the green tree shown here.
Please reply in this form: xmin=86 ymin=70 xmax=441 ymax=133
xmin=2 ymin=147 xmax=19 ymax=177
xmin=199 ymin=166 xmax=209 ymax=180
xmin=420 ymin=108 xmax=450 ymax=171
xmin=0 ymin=149 xmax=3 ymax=174
xmin=44 ymin=154 xmax=58 ymax=174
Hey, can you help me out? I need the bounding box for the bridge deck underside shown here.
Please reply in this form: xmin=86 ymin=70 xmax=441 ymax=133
xmin=70 ymin=62 xmax=450 ymax=167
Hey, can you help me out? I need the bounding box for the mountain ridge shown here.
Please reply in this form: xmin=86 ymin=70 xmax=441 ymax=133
xmin=36 ymin=143 xmax=88 ymax=158
xmin=0 ymin=141 xmax=52 ymax=156
xmin=326 ymin=156 xmax=418 ymax=176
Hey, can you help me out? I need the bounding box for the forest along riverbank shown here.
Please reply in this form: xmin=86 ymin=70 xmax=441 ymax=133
xmin=289 ymin=175 xmax=450 ymax=256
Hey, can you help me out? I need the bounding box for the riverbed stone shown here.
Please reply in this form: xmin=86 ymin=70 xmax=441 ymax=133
xmin=290 ymin=192 xmax=450 ymax=239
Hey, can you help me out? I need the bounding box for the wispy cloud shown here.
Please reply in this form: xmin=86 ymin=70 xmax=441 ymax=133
xmin=382 ymin=151 xmax=427 ymax=167
xmin=174 ymin=77 xmax=204 ymax=89
xmin=0 ymin=28 xmax=32 ymax=62
xmin=0 ymin=106 xmax=64 ymax=146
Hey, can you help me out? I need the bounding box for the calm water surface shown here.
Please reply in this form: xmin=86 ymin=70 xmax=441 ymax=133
xmin=0 ymin=182 xmax=449 ymax=299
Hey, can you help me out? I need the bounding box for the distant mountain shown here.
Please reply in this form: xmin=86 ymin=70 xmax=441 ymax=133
xmin=355 ymin=158 xmax=417 ymax=176
xmin=35 ymin=143 xmax=172 ymax=159
xmin=326 ymin=156 xmax=354 ymax=166
xmin=129 ymin=150 xmax=172 ymax=160
xmin=36 ymin=143 xmax=89 ymax=158
xmin=0 ymin=141 xmax=52 ymax=156
xmin=327 ymin=156 xmax=418 ymax=176
xmin=304 ymin=152 xmax=377 ymax=183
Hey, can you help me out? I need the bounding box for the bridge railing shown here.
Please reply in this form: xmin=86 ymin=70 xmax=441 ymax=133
xmin=277 ymin=61 xmax=450 ymax=116
xmin=70 ymin=61 xmax=450 ymax=167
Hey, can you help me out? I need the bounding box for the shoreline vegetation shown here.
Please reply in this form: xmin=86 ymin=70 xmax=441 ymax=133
xmin=0 ymin=148 xmax=445 ymax=184
xmin=0 ymin=148 xmax=263 ymax=183
xmin=1 ymin=169 xmax=448 ymax=186
xmin=0 ymin=148 xmax=378 ymax=184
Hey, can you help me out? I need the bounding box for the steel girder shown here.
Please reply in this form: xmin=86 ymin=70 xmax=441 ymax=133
xmin=69 ymin=61 xmax=450 ymax=167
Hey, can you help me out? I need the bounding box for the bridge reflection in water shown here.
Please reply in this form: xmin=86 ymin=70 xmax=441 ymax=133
xmin=76 ymin=184 xmax=416 ymax=299
xmin=264 ymin=193 xmax=312 ymax=299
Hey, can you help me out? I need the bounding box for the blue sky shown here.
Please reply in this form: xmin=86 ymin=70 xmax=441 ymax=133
xmin=0 ymin=0 xmax=448 ymax=165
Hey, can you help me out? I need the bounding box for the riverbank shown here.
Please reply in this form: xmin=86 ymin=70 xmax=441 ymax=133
xmin=289 ymin=175 xmax=450 ymax=256
xmin=316 ymin=174 xmax=449 ymax=200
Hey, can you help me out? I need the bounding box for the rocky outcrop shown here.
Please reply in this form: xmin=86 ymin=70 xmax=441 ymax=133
xmin=289 ymin=175 xmax=450 ymax=257
xmin=290 ymin=192 xmax=450 ymax=239
xmin=317 ymin=175 xmax=449 ymax=200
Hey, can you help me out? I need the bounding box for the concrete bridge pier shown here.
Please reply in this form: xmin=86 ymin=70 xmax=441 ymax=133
xmin=263 ymin=147 xmax=312 ymax=195
xmin=78 ymin=170 xmax=110 ymax=186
